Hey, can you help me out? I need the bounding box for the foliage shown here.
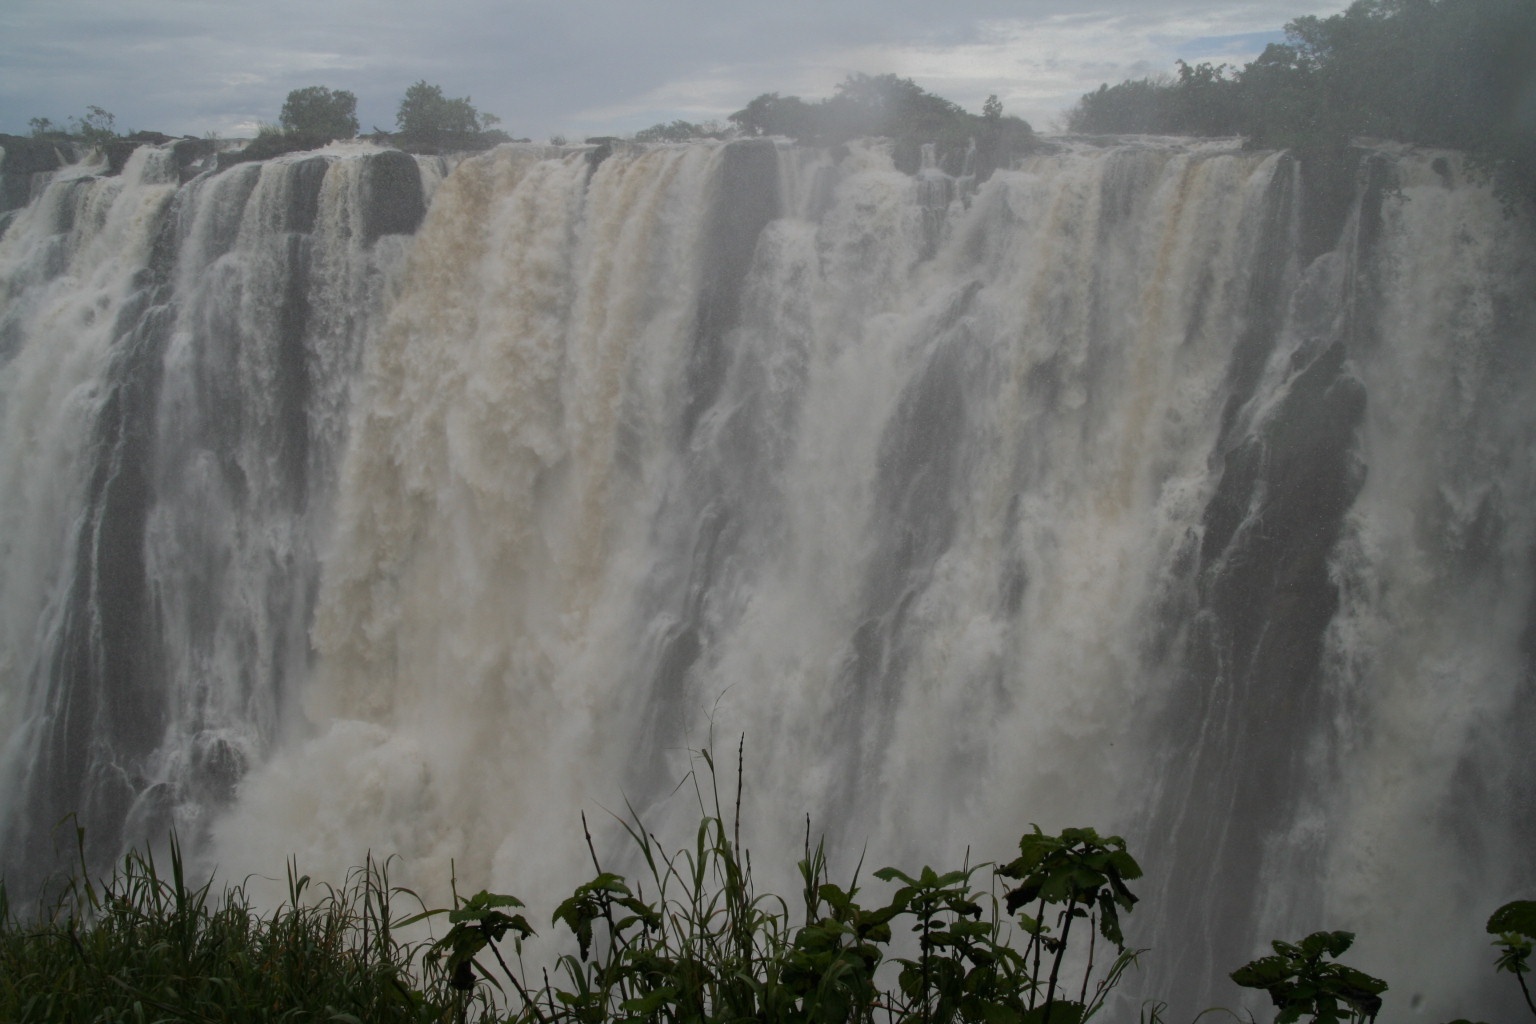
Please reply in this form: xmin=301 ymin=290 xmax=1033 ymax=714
xmin=397 ymin=80 xmax=480 ymax=135
xmin=729 ymin=92 xmax=820 ymax=141
xmin=995 ymin=826 xmax=1144 ymax=1023
xmin=1065 ymin=0 xmax=1536 ymax=206
xmin=227 ymin=122 xmax=332 ymax=165
xmin=70 ymin=105 xmax=119 ymax=145
xmin=23 ymin=107 xmax=119 ymax=144
xmin=729 ymin=73 xmax=1037 ymax=177
xmin=395 ymin=80 xmax=508 ymax=152
xmin=1229 ymin=931 xmax=1386 ymax=1023
xmin=1486 ymin=900 xmax=1536 ymax=1018
xmin=0 ymin=828 xmax=450 ymax=1022
xmin=2 ymin=752 xmax=1143 ymax=1024
xmin=280 ymin=85 xmax=360 ymax=139
xmin=414 ymin=744 xmax=1142 ymax=1024
xmin=5 ymin=766 xmax=1529 ymax=1022
xmin=633 ymin=120 xmax=730 ymax=143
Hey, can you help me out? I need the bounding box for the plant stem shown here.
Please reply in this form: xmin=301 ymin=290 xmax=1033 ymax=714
xmin=1079 ymin=910 xmax=1097 ymax=1007
xmin=1043 ymin=897 xmax=1077 ymax=1024
xmin=488 ymin=937 xmax=548 ymax=1024
xmin=1028 ymin=894 xmax=1046 ymax=1011
xmin=1517 ymin=964 xmax=1536 ymax=1020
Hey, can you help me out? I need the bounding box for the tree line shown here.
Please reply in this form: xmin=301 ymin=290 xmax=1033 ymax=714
xmin=21 ymin=72 xmax=1031 ymax=179
xmin=1065 ymin=0 xmax=1535 ymax=207
xmin=723 ymin=72 xmax=1037 ymax=177
xmin=240 ymin=81 xmax=512 ymax=160
xmin=21 ymin=0 xmax=1532 ymax=199
xmin=23 ymin=81 xmax=512 ymax=162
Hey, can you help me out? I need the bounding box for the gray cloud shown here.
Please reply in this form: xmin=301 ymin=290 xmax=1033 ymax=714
xmin=1 ymin=0 xmax=1340 ymax=140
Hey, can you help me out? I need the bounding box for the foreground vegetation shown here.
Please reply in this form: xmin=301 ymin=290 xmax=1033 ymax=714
xmin=2 ymin=746 xmax=1532 ymax=1024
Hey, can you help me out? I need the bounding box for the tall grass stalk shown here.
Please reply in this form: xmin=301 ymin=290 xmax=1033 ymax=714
xmin=0 ymin=826 xmax=462 ymax=1022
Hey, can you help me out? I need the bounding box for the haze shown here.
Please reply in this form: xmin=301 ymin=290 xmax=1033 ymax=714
xmin=1 ymin=0 xmax=1342 ymax=141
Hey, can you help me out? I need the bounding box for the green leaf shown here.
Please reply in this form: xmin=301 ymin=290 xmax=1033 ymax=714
xmin=621 ymin=987 xmax=678 ymax=1013
xmin=980 ymin=1002 xmax=1023 ymax=1024
xmin=1488 ymin=900 xmax=1536 ymax=939
xmin=1299 ymin=930 xmax=1355 ymax=959
xmin=1106 ymin=850 xmax=1143 ymax=880
xmin=1231 ymin=957 xmax=1290 ymax=988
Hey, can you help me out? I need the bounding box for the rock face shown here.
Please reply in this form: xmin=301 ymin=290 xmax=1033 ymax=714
xmin=0 ymin=135 xmax=220 ymax=218
xmin=359 ymin=149 xmax=426 ymax=243
xmin=0 ymin=135 xmax=77 ymax=214
xmin=105 ymin=136 xmax=217 ymax=180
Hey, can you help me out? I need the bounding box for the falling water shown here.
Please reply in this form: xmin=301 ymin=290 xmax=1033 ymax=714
xmin=1 ymin=135 xmax=1532 ymax=1019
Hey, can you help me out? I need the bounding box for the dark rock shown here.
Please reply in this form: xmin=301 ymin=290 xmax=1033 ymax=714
xmin=360 ymin=149 xmax=425 ymax=243
xmin=0 ymin=133 xmax=77 ymax=174
xmin=170 ymin=138 xmax=218 ymax=182
xmin=0 ymin=134 xmax=78 ymax=214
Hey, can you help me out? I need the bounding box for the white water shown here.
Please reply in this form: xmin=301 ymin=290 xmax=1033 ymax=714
xmin=1 ymin=137 xmax=1532 ymax=1019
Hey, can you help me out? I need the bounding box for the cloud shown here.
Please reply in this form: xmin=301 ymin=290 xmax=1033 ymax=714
xmin=0 ymin=0 xmax=1342 ymax=139
xmin=568 ymin=3 xmax=1325 ymax=135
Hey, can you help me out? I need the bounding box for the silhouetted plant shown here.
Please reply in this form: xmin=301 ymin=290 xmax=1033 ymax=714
xmin=39 ymin=744 xmax=1536 ymax=1022
xmin=1230 ymin=930 xmax=1386 ymax=1023
xmin=0 ymin=827 xmax=448 ymax=1022
xmin=1487 ymin=899 xmax=1536 ymax=1018
xmin=995 ymin=825 xmax=1145 ymax=1024
xmin=413 ymin=742 xmax=1143 ymax=1024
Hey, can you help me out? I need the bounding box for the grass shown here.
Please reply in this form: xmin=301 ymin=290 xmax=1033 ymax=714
xmin=2 ymin=744 xmax=1531 ymax=1024
xmin=0 ymin=831 xmax=455 ymax=1022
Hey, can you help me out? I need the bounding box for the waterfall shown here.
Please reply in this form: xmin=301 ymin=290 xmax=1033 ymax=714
xmin=1 ymin=135 xmax=1531 ymax=1020
xmin=0 ymin=143 xmax=446 ymax=871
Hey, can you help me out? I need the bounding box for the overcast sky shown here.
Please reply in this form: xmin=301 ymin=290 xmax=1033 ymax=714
xmin=1 ymin=0 xmax=1343 ymax=142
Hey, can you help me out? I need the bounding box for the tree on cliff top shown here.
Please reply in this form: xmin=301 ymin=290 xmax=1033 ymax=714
xmin=728 ymin=73 xmax=1036 ymax=177
xmin=279 ymin=86 xmax=359 ymax=140
xmin=396 ymin=81 xmax=498 ymax=137
xmin=1064 ymin=0 xmax=1536 ymax=207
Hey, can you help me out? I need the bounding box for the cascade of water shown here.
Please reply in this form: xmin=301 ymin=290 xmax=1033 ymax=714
xmin=0 ymin=143 xmax=443 ymax=878
xmin=0 ymin=136 xmax=1530 ymax=1019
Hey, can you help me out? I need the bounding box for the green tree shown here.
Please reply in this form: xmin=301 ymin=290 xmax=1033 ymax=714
xmin=1065 ymin=0 xmax=1535 ymax=205
xmin=1066 ymin=77 xmax=1177 ymax=134
xmin=279 ymin=85 xmax=359 ymax=139
xmin=730 ymin=74 xmax=1036 ymax=177
xmin=396 ymin=80 xmax=487 ymax=137
xmin=728 ymin=92 xmax=818 ymax=139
